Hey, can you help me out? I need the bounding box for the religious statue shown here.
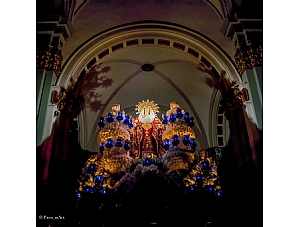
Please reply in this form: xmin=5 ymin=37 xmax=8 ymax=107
xmin=131 ymin=100 xmax=165 ymax=158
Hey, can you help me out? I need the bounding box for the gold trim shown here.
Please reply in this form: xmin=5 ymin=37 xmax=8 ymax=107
xmin=234 ymin=43 xmax=262 ymax=76
xmin=141 ymin=122 xmax=152 ymax=130
xmin=97 ymin=122 xmax=130 ymax=144
xmin=36 ymin=44 xmax=63 ymax=76
xmin=222 ymin=86 xmax=243 ymax=117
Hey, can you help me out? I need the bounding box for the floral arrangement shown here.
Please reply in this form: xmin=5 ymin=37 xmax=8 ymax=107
xmin=100 ymin=148 xmax=132 ymax=174
xmin=113 ymin=161 xmax=184 ymax=206
xmin=161 ymin=147 xmax=196 ymax=171
xmin=114 ymin=163 xmax=159 ymax=194
xmin=77 ymin=152 xmax=131 ymax=195
xmin=183 ymin=154 xmax=222 ymax=196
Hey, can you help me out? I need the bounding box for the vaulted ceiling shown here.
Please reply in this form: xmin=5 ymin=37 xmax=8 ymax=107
xmin=63 ymin=0 xmax=236 ymax=63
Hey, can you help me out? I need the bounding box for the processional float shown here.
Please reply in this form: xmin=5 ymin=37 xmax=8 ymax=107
xmin=76 ymin=100 xmax=222 ymax=199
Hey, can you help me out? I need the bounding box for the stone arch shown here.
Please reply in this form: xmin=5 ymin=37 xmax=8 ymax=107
xmin=58 ymin=21 xmax=241 ymax=89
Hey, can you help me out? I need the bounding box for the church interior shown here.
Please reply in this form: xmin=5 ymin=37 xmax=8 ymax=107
xmin=36 ymin=1 xmax=262 ymax=226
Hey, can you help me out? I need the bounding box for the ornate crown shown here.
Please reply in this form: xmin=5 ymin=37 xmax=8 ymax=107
xmin=135 ymin=99 xmax=159 ymax=114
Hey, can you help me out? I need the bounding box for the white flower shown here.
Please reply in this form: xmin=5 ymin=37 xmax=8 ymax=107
xmin=134 ymin=164 xmax=143 ymax=173
xmin=149 ymin=164 xmax=158 ymax=172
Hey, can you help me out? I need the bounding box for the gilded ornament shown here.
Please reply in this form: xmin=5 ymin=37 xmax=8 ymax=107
xmin=166 ymin=102 xmax=184 ymax=117
xmin=222 ymin=86 xmax=243 ymax=117
xmin=53 ymin=88 xmax=80 ymax=117
xmin=235 ymin=43 xmax=262 ymax=76
xmin=97 ymin=122 xmax=130 ymax=145
xmin=110 ymin=104 xmax=121 ymax=116
xmin=162 ymin=122 xmax=195 ymax=140
xmin=56 ymin=89 xmax=67 ymax=111
xmin=36 ymin=44 xmax=63 ymax=77
xmin=141 ymin=122 xmax=152 ymax=130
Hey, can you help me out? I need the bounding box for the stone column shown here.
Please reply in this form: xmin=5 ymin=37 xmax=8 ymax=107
xmin=37 ymin=16 xmax=74 ymax=189
xmin=36 ymin=45 xmax=62 ymax=146
xmin=219 ymin=86 xmax=262 ymax=227
xmin=222 ymin=86 xmax=253 ymax=167
xmin=235 ymin=43 xmax=262 ymax=129
xmin=221 ymin=2 xmax=262 ymax=130
xmin=37 ymin=15 xmax=74 ymax=144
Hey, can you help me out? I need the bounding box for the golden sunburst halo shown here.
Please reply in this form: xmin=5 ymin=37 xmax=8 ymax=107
xmin=135 ymin=99 xmax=159 ymax=114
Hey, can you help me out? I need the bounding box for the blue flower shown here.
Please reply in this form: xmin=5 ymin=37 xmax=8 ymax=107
xmin=162 ymin=115 xmax=168 ymax=124
xmin=176 ymin=108 xmax=183 ymax=118
xmin=106 ymin=138 xmax=114 ymax=148
xmin=124 ymin=140 xmax=130 ymax=150
xmin=169 ymin=113 xmax=176 ymax=122
xmin=163 ymin=139 xmax=171 ymax=149
xmin=172 ymin=135 xmax=179 ymax=146
xmin=182 ymin=135 xmax=190 ymax=146
xmin=116 ymin=111 xmax=123 ymax=121
xmin=98 ymin=117 xmax=105 ymax=127
xmin=106 ymin=113 xmax=114 ymax=123
xmin=116 ymin=138 xmax=123 ymax=147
